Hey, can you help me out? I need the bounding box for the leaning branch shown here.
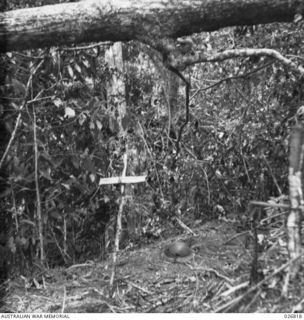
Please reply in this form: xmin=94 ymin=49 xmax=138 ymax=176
xmin=171 ymin=48 xmax=304 ymax=76
xmin=0 ymin=59 xmax=44 ymax=170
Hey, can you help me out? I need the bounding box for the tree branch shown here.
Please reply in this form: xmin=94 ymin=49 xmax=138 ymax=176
xmin=172 ymin=48 xmax=304 ymax=76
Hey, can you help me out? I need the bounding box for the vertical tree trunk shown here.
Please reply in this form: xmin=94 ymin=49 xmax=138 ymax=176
xmin=105 ymin=42 xmax=127 ymax=134
xmin=166 ymin=70 xmax=180 ymax=139
xmin=287 ymin=124 xmax=304 ymax=278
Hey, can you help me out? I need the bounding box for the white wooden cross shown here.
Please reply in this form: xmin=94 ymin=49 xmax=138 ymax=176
xmin=98 ymin=154 xmax=146 ymax=289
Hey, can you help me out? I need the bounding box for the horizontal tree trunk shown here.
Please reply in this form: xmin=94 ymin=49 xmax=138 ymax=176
xmin=0 ymin=0 xmax=302 ymax=53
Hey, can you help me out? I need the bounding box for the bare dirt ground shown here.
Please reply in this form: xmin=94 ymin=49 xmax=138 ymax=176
xmin=3 ymin=221 xmax=304 ymax=313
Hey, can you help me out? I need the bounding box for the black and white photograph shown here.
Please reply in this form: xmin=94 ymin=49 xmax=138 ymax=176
xmin=0 ymin=0 xmax=303 ymax=314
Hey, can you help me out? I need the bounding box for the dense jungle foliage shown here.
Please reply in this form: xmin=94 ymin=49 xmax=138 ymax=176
xmin=0 ymin=1 xmax=303 ymax=274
